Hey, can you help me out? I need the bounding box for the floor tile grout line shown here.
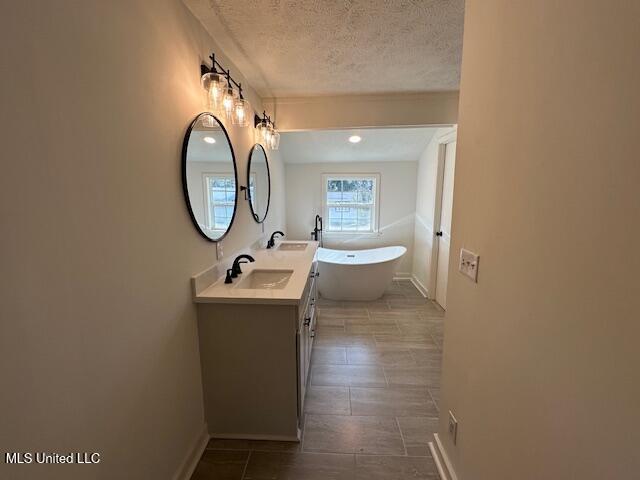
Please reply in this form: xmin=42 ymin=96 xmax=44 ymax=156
xmin=303 ymin=412 xmax=435 ymax=418
xmin=305 ymin=450 xmax=432 ymax=458
xmin=304 ymin=448 xmax=414 ymax=456
xmin=311 ymin=383 xmax=431 ymax=390
xmin=395 ymin=416 xmax=409 ymax=457
xmin=428 ymin=330 xmax=440 ymax=350
xmin=427 ymin=388 xmax=439 ymax=412
xmin=240 ymin=450 xmax=251 ymax=480
xmin=300 ymin=410 xmax=309 ymax=453
xmin=382 ymin=365 xmax=390 ymax=386
xmin=407 ymin=347 xmax=419 ymax=367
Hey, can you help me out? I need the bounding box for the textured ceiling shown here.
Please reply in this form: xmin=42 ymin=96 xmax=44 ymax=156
xmin=279 ymin=127 xmax=437 ymax=164
xmin=184 ymin=0 xmax=464 ymax=97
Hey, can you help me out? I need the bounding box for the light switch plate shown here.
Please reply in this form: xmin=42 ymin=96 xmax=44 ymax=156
xmin=459 ymin=248 xmax=479 ymax=282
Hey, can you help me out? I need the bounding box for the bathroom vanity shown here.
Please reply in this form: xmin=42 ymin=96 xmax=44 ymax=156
xmin=192 ymin=241 xmax=318 ymax=441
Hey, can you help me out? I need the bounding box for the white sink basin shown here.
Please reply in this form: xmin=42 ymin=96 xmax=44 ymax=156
xmin=235 ymin=269 xmax=293 ymax=290
xmin=278 ymin=242 xmax=308 ymax=251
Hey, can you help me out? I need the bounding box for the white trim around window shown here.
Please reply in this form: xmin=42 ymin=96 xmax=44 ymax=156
xmin=322 ymin=173 xmax=381 ymax=235
xmin=202 ymin=173 xmax=236 ymax=233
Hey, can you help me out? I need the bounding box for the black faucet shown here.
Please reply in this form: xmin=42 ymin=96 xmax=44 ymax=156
xmin=311 ymin=215 xmax=323 ymax=241
xmin=266 ymin=231 xmax=285 ymax=249
xmin=231 ymin=254 xmax=255 ymax=278
xmin=224 ymin=268 xmax=234 ymax=284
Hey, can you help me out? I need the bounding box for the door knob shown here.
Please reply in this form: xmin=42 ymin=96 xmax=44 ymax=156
xmin=435 ymin=231 xmax=443 ymax=237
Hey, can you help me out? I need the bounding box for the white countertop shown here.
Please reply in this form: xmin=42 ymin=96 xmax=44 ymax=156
xmin=194 ymin=241 xmax=319 ymax=305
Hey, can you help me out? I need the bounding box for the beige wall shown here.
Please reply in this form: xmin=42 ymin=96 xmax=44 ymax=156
xmin=263 ymin=92 xmax=459 ymax=131
xmin=0 ymin=1 xmax=284 ymax=478
xmin=440 ymin=1 xmax=640 ymax=479
xmin=284 ymin=162 xmax=417 ymax=275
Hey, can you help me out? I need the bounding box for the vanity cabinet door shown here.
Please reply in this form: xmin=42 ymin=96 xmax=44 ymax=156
xmin=309 ymin=264 xmax=318 ymax=352
xmin=305 ymin=299 xmax=316 ymax=375
xmin=297 ymin=327 xmax=307 ymax=420
xmin=301 ymin=303 xmax=314 ymax=383
xmin=297 ymin=265 xmax=319 ymax=423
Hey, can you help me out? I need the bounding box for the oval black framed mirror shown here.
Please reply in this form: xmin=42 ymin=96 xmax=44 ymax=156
xmin=247 ymin=144 xmax=271 ymax=223
xmin=182 ymin=112 xmax=238 ymax=242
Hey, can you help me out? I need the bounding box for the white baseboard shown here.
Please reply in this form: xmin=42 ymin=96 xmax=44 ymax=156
xmin=432 ymin=433 xmax=458 ymax=480
xmin=210 ymin=432 xmax=299 ymax=441
xmin=393 ymin=273 xmax=430 ymax=299
xmin=393 ymin=272 xmax=412 ymax=280
xmin=173 ymin=423 xmax=209 ymax=480
xmin=429 ymin=441 xmax=449 ymax=480
xmin=410 ymin=275 xmax=429 ymax=298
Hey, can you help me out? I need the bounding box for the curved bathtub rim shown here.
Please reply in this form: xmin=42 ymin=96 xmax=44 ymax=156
xmin=316 ymin=245 xmax=407 ymax=266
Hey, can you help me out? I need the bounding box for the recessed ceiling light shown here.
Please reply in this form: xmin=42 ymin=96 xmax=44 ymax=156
xmin=348 ymin=135 xmax=362 ymax=143
xmin=203 ymin=136 xmax=216 ymax=144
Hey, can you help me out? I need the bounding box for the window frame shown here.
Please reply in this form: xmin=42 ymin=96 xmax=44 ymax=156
xmin=202 ymin=172 xmax=257 ymax=233
xmin=202 ymin=173 xmax=236 ymax=233
xmin=321 ymin=173 xmax=381 ymax=235
xmin=247 ymin=171 xmax=258 ymax=215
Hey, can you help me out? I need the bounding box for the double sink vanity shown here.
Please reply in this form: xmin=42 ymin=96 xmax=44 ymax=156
xmin=192 ymin=240 xmax=319 ymax=441
xmin=181 ymin=111 xmax=318 ymax=440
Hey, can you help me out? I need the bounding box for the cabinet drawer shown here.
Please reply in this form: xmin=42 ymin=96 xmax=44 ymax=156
xmin=298 ymin=269 xmax=318 ymax=327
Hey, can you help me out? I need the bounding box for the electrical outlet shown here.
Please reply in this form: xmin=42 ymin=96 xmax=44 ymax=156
xmin=448 ymin=410 xmax=458 ymax=445
xmin=216 ymin=242 xmax=223 ymax=260
xmin=459 ymin=248 xmax=479 ymax=282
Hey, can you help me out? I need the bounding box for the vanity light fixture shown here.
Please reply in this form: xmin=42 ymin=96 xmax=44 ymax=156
xmin=349 ymin=135 xmax=362 ymax=143
xmin=201 ymin=56 xmax=227 ymax=111
xmin=201 ymin=52 xmax=278 ymax=146
xmin=203 ymin=136 xmax=216 ymax=144
xmin=201 ymin=53 xmax=251 ymax=127
xmin=222 ymin=83 xmax=237 ymax=120
xmin=254 ymin=111 xmax=280 ymax=151
xmin=233 ymin=97 xmax=250 ymax=127
xmin=269 ymin=130 xmax=280 ymax=150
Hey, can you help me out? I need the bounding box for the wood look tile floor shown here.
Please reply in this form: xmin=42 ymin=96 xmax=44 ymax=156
xmin=191 ymin=281 xmax=444 ymax=480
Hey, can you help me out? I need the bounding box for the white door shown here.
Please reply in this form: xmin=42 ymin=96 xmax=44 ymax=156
xmin=435 ymin=141 xmax=456 ymax=309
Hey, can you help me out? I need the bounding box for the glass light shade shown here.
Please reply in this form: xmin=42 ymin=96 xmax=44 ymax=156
xmin=201 ymin=72 xmax=227 ymax=110
xmin=200 ymin=114 xmax=215 ymax=128
xmin=263 ymin=124 xmax=273 ymax=144
xmin=232 ymin=97 xmax=250 ymax=127
xmin=269 ymin=130 xmax=280 ymax=150
xmin=256 ymin=120 xmax=269 ymax=143
xmin=222 ymin=87 xmax=237 ymax=120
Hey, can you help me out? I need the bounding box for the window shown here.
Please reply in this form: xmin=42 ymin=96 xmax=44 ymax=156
xmin=248 ymin=173 xmax=256 ymax=209
xmin=322 ymin=174 xmax=380 ymax=233
xmin=203 ymin=174 xmax=236 ymax=232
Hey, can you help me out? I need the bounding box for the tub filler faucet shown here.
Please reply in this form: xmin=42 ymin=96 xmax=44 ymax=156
xmin=311 ymin=215 xmax=323 ymax=244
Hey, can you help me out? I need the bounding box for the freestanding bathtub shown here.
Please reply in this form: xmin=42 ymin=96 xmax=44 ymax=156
xmin=316 ymin=246 xmax=407 ymax=301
